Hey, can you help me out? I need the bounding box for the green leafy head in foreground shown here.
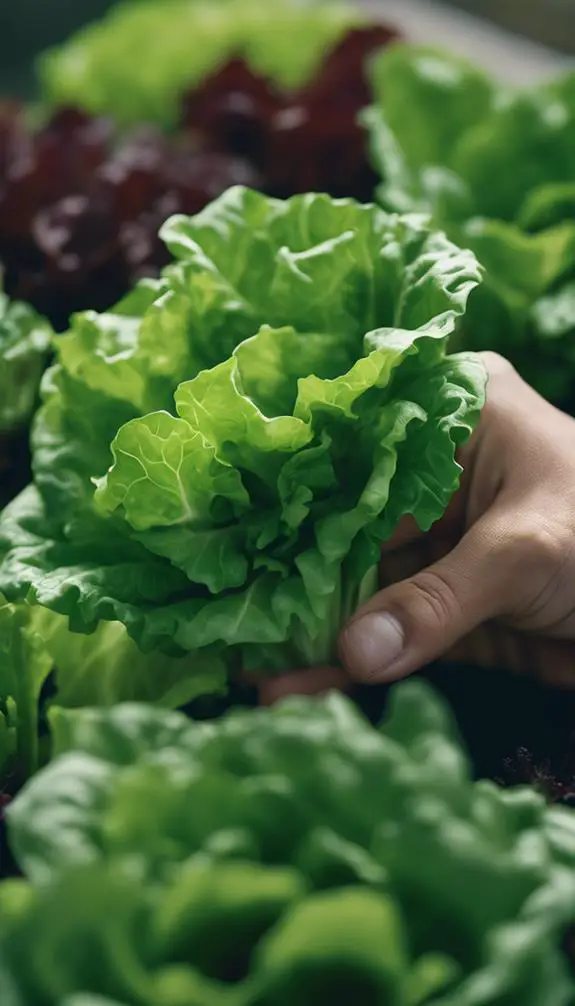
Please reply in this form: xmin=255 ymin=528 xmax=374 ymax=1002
xmin=38 ymin=0 xmax=363 ymax=128
xmin=365 ymin=44 xmax=575 ymax=404
xmin=2 ymin=680 xmax=575 ymax=1004
xmin=0 ymin=187 xmax=485 ymax=701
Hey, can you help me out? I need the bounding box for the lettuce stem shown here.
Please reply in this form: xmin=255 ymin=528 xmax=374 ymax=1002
xmin=291 ymin=562 xmax=380 ymax=668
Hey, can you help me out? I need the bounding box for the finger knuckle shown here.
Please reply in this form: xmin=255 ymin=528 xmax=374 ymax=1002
xmin=498 ymin=521 xmax=569 ymax=586
xmin=409 ymin=567 xmax=462 ymax=628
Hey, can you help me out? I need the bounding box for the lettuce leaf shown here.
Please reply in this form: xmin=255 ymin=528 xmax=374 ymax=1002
xmin=37 ymin=607 xmax=228 ymax=712
xmin=0 ymin=598 xmax=52 ymax=789
xmin=367 ymin=45 xmax=575 ymax=227
xmin=0 ymin=291 xmax=52 ymax=435
xmin=0 ymin=596 xmax=226 ymax=791
xmin=0 ymin=188 xmax=485 ymax=689
xmin=2 ymin=682 xmax=574 ymax=1004
xmin=0 ymin=861 xmax=462 ymax=1006
xmin=38 ymin=0 xmax=363 ymax=128
xmin=366 ymin=45 xmax=575 ymax=404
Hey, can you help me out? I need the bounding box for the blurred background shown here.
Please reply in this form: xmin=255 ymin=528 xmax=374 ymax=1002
xmin=0 ymin=0 xmax=574 ymax=97
xmin=450 ymin=0 xmax=575 ymax=52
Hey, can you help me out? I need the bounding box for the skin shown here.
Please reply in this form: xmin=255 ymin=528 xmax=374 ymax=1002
xmin=259 ymin=351 xmax=575 ymax=705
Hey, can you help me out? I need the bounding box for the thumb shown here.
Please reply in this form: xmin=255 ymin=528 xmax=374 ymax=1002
xmin=339 ymin=513 xmax=511 ymax=683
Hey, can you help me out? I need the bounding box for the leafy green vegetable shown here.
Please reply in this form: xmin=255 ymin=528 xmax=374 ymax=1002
xmin=0 ymin=187 xmax=485 ymax=695
xmin=38 ymin=0 xmax=363 ymax=128
xmin=365 ymin=44 xmax=575 ymax=404
xmin=0 ymin=290 xmax=52 ymax=434
xmin=43 ymin=618 xmax=227 ymax=711
xmin=3 ymin=588 xmax=216 ymax=762
xmin=2 ymin=681 xmax=574 ymax=1004
xmin=0 ymin=597 xmax=220 ymax=791
xmin=0 ymin=598 xmax=52 ymax=789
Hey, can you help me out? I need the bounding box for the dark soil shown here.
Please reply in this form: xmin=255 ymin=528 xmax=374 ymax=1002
xmin=0 ymin=429 xmax=32 ymax=510
xmin=429 ymin=662 xmax=575 ymax=804
xmin=563 ymin=926 xmax=575 ymax=978
xmin=354 ymin=661 xmax=575 ymax=806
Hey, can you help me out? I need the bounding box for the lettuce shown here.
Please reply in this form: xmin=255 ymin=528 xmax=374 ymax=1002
xmin=2 ymin=681 xmax=574 ymax=1004
xmin=38 ymin=618 xmax=227 ymax=711
xmin=0 ymin=598 xmax=224 ymax=792
xmin=0 ymin=188 xmax=485 ymax=695
xmin=366 ymin=45 xmax=575 ymax=404
xmin=38 ymin=0 xmax=363 ymax=128
xmin=0 ymin=291 xmax=52 ymax=435
xmin=0 ymin=598 xmax=52 ymax=789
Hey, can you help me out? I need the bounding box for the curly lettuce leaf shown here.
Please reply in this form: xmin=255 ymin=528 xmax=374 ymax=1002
xmin=0 ymin=188 xmax=484 ymax=681
xmin=38 ymin=0 xmax=363 ymax=128
xmin=367 ymin=45 xmax=575 ymax=226
xmin=0 ymin=292 xmax=52 ymax=435
xmin=453 ymin=221 xmax=575 ymax=401
xmin=2 ymin=682 xmax=574 ymax=1004
xmin=450 ymin=73 xmax=575 ymax=225
xmin=366 ymin=44 xmax=575 ymax=404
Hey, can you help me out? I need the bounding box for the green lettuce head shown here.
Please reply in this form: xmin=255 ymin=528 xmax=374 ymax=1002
xmin=38 ymin=0 xmax=363 ymax=128
xmin=365 ymin=44 xmax=575 ymax=404
xmin=0 ymin=187 xmax=485 ymax=698
xmin=2 ymin=681 xmax=575 ymax=1004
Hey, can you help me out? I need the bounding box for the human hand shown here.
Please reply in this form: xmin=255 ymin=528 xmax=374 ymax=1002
xmin=260 ymin=352 xmax=575 ymax=704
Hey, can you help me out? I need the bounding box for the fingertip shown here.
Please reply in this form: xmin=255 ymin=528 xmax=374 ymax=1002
xmin=339 ymin=611 xmax=405 ymax=683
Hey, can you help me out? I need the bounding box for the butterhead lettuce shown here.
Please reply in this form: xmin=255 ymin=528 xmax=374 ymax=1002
xmin=366 ymin=45 xmax=575 ymax=404
xmin=0 ymin=187 xmax=485 ymax=698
